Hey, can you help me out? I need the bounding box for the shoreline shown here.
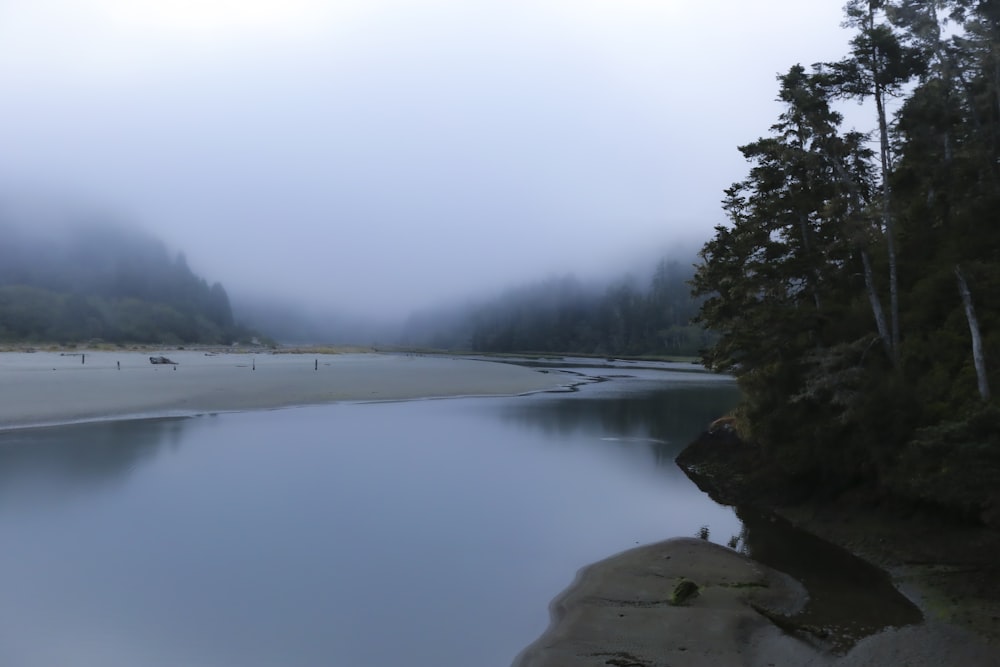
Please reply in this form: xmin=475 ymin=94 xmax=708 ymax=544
xmin=676 ymin=428 xmax=1000 ymax=641
xmin=677 ymin=429 xmax=1000 ymax=664
xmin=0 ymin=349 xmax=572 ymax=432
xmin=514 ymin=429 xmax=1000 ymax=666
xmin=513 ymin=537 xmax=819 ymax=667
xmin=515 ymin=528 xmax=999 ymax=667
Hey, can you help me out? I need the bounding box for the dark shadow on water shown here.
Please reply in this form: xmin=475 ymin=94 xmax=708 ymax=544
xmin=734 ymin=507 xmax=922 ymax=651
xmin=0 ymin=417 xmax=191 ymax=506
xmin=500 ymin=370 xmax=921 ymax=652
xmin=497 ymin=380 xmax=742 ymax=466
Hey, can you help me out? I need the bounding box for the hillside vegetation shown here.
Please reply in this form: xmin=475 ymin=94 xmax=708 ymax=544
xmin=402 ymin=258 xmax=709 ymax=358
xmin=692 ymin=0 xmax=1000 ymax=522
xmin=0 ymin=212 xmax=252 ymax=345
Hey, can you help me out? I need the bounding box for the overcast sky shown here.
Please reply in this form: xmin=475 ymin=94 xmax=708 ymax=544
xmin=0 ymin=1 xmax=859 ymax=318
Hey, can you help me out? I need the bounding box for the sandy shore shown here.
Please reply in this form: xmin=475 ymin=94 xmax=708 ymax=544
xmin=515 ymin=537 xmax=1000 ymax=667
xmin=0 ymin=350 xmax=570 ymax=430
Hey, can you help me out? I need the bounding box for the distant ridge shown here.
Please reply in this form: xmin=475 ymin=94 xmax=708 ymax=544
xmin=0 ymin=205 xmax=258 ymax=345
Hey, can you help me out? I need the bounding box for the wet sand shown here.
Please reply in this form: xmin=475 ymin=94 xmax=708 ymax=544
xmin=0 ymin=350 xmax=569 ymax=430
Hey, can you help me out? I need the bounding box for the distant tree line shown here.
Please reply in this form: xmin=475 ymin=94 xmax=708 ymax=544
xmin=402 ymin=257 xmax=709 ymax=358
xmin=0 ymin=216 xmax=256 ymax=345
xmin=693 ymin=0 xmax=1000 ymax=520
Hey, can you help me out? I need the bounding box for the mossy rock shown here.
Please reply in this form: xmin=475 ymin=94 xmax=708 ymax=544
xmin=670 ymin=579 xmax=700 ymax=606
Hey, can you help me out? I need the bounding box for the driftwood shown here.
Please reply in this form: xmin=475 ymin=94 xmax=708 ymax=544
xmin=149 ymin=356 xmax=178 ymax=365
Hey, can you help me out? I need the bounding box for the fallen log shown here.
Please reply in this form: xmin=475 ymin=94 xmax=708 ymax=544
xmin=149 ymin=356 xmax=178 ymax=365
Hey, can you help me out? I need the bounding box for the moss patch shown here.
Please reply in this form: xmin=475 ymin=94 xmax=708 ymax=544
xmin=670 ymin=579 xmax=700 ymax=606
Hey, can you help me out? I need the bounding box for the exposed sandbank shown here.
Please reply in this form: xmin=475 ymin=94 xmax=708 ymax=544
xmin=0 ymin=350 xmax=570 ymax=430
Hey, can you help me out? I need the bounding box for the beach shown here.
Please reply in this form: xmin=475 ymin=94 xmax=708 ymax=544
xmin=0 ymin=349 xmax=569 ymax=430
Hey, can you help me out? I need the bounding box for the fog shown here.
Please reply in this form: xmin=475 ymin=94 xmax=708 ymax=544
xmin=0 ymin=1 xmax=857 ymax=322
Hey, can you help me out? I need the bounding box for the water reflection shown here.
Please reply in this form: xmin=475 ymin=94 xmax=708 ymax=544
xmin=501 ymin=371 xmax=921 ymax=651
xmin=735 ymin=508 xmax=922 ymax=651
xmin=0 ymin=418 xmax=189 ymax=509
xmin=497 ymin=375 xmax=741 ymax=467
xmin=0 ymin=373 xmax=742 ymax=667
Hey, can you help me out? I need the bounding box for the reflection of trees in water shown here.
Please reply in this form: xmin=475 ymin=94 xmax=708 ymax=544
xmin=0 ymin=418 xmax=190 ymax=503
xmin=498 ymin=382 xmax=741 ymax=466
xmin=734 ymin=507 xmax=922 ymax=650
xmin=502 ymin=376 xmax=919 ymax=648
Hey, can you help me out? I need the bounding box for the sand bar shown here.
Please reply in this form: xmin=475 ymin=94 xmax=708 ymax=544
xmin=0 ymin=350 xmax=570 ymax=430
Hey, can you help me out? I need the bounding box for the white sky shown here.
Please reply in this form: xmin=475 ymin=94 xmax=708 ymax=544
xmin=0 ymin=1 xmax=859 ymax=318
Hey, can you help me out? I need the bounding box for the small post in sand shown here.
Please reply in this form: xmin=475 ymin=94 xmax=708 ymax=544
xmin=82 ymin=354 xmax=85 ymax=365
xmin=315 ymin=359 xmax=318 ymax=371
xmin=252 ymin=358 xmax=256 ymax=371
xmin=117 ymin=361 xmax=120 ymax=371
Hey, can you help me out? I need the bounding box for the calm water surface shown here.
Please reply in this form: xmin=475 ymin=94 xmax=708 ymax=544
xmin=0 ymin=369 xmax=743 ymax=666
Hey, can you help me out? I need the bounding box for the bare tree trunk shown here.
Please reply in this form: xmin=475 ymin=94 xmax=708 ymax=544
xmin=874 ymin=80 xmax=901 ymax=363
xmin=993 ymin=45 xmax=1000 ymax=177
xmin=826 ymin=150 xmax=894 ymax=363
xmin=993 ymin=44 xmax=1000 ymax=128
xmin=862 ymin=248 xmax=893 ymax=361
xmin=862 ymin=0 xmax=900 ymax=362
xmin=955 ymin=264 xmax=991 ymax=402
xmin=798 ymin=213 xmax=822 ymax=310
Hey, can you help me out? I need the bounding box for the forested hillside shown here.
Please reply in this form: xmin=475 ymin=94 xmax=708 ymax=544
xmin=402 ymin=258 xmax=708 ymax=357
xmin=693 ymin=0 xmax=1000 ymax=521
xmin=0 ymin=212 xmax=249 ymax=345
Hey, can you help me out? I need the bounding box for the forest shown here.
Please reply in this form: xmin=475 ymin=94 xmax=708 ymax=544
xmin=400 ymin=256 xmax=709 ymax=358
xmin=0 ymin=214 xmax=251 ymax=345
xmin=692 ymin=0 xmax=1000 ymax=521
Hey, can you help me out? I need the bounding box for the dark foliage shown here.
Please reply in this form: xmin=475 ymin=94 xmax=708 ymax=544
xmin=402 ymin=258 xmax=709 ymax=357
xmin=693 ymin=0 xmax=1000 ymax=522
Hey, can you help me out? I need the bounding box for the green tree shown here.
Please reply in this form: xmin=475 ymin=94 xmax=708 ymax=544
xmin=693 ymin=0 xmax=1000 ymax=515
xmin=693 ymin=64 xmax=907 ymax=480
xmin=830 ymin=0 xmax=925 ymax=362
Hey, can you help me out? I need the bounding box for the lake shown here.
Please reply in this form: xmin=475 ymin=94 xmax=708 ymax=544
xmin=0 ymin=364 xmax=910 ymax=666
